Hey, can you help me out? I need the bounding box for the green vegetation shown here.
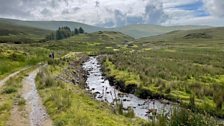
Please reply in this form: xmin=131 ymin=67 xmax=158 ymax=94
xmin=0 ymin=18 xmax=103 ymax=33
xmin=46 ymin=26 xmax=85 ymax=41
xmin=41 ymin=31 xmax=134 ymax=54
xmin=102 ymin=27 xmax=224 ymax=118
xmin=0 ymin=68 xmax=33 ymax=126
xmin=35 ymin=56 xmax=147 ymax=126
xmin=0 ymin=18 xmax=209 ymax=39
xmin=0 ymin=21 xmax=51 ymax=43
xmin=0 ymin=44 xmax=50 ymax=79
xmin=113 ymin=24 xmax=209 ymax=38
xmin=104 ymin=58 xmax=142 ymax=86
xmin=1 ymin=18 xmax=224 ymax=125
xmin=168 ymin=108 xmax=218 ymax=126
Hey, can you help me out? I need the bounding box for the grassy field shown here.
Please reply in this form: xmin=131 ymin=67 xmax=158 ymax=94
xmin=0 ymin=44 xmax=50 ymax=79
xmin=102 ymin=27 xmax=224 ymax=117
xmin=0 ymin=18 xmax=210 ymax=39
xmin=0 ymin=21 xmax=51 ymax=43
xmin=35 ymin=54 xmax=148 ymax=126
xmin=39 ymin=31 xmax=134 ymax=54
xmin=0 ymin=22 xmax=224 ymax=125
xmin=35 ymin=53 xmax=220 ymax=126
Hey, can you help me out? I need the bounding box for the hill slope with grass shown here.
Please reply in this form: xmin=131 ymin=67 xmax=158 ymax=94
xmin=102 ymin=27 xmax=224 ymax=118
xmin=0 ymin=18 xmax=105 ymax=33
xmin=0 ymin=21 xmax=51 ymax=43
xmin=0 ymin=21 xmax=50 ymax=36
xmin=138 ymin=27 xmax=224 ymax=42
xmin=41 ymin=31 xmax=134 ymax=54
xmin=0 ymin=18 xmax=210 ymax=39
xmin=113 ymin=24 xmax=210 ymax=39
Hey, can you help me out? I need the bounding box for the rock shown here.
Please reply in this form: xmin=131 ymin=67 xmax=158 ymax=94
xmin=95 ymin=91 xmax=100 ymax=94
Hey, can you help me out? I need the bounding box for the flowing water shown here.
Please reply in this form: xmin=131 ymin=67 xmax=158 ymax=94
xmin=82 ymin=57 xmax=174 ymax=119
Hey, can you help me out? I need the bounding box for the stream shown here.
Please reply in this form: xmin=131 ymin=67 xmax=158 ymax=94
xmin=82 ymin=57 xmax=173 ymax=120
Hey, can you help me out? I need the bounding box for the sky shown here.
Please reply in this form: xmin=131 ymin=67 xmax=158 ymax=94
xmin=0 ymin=0 xmax=224 ymax=27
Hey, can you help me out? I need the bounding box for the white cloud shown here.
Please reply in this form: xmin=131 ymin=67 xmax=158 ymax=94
xmin=203 ymin=0 xmax=224 ymax=17
xmin=162 ymin=0 xmax=200 ymax=8
xmin=0 ymin=0 xmax=224 ymax=27
xmin=164 ymin=16 xmax=224 ymax=26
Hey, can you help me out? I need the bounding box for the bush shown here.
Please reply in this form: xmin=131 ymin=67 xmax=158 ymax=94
xmin=125 ymin=107 xmax=135 ymax=118
xmin=36 ymin=67 xmax=57 ymax=89
xmin=2 ymin=87 xmax=17 ymax=94
xmin=45 ymin=76 xmax=55 ymax=87
xmin=170 ymin=108 xmax=218 ymax=126
xmin=17 ymin=97 xmax=26 ymax=106
xmin=47 ymin=89 xmax=72 ymax=112
xmin=189 ymin=94 xmax=196 ymax=109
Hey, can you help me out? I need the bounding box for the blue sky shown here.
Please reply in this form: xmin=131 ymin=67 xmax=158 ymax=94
xmin=176 ymin=1 xmax=203 ymax=11
xmin=175 ymin=1 xmax=209 ymax=16
xmin=0 ymin=0 xmax=223 ymax=27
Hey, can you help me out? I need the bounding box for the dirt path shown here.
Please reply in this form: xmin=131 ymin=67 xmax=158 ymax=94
xmin=21 ymin=69 xmax=52 ymax=126
xmin=0 ymin=67 xmax=28 ymax=88
xmin=7 ymin=68 xmax=53 ymax=126
xmin=7 ymin=104 xmax=30 ymax=126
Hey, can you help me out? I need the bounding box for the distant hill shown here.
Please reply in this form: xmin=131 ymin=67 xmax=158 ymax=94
xmin=137 ymin=27 xmax=224 ymax=42
xmin=112 ymin=24 xmax=210 ymax=39
xmin=0 ymin=20 xmax=50 ymax=36
xmin=0 ymin=20 xmax=51 ymax=43
xmin=0 ymin=18 xmax=210 ymax=39
xmin=0 ymin=18 xmax=105 ymax=33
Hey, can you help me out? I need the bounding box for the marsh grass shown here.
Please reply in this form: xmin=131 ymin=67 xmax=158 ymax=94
xmin=103 ymin=49 xmax=224 ymax=117
xmin=35 ymin=58 xmax=148 ymax=126
xmin=0 ymin=44 xmax=50 ymax=79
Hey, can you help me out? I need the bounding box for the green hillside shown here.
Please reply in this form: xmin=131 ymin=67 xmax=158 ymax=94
xmin=103 ymin=27 xmax=224 ymax=118
xmin=0 ymin=18 xmax=210 ymax=39
xmin=0 ymin=20 xmax=51 ymax=43
xmin=113 ymin=24 xmax=210 ymax=39
xmin=0 ymin=18 xmax=105 ymax=33
xmin=0 ymin=22 xmax=223 ymax=125
xmin=138 ymin=27 xmax=224 ymax=43
xmin=41 ymin=31 xmax=134 ymax=54
xmin=0 ymin=21 xmax=50 ymax=36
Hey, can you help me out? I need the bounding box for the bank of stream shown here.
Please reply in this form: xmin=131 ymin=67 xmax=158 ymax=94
xmin=82 ymin=57 xmax=174 ymax=120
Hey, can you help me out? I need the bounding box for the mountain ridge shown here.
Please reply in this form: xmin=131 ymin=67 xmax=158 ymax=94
xmin=0 ymin=18 xmax=211 ymax=39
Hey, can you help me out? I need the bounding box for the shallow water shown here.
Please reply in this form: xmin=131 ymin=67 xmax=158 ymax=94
xmin=82 ymin=57 xmax=173 ymax=119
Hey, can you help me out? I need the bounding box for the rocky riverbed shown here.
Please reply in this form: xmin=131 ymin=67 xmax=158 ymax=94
xmin=82 ymin=57 xmax=174 ymax=119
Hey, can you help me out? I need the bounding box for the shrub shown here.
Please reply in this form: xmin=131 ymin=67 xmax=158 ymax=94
xmin=2 ymin=87 xmax=17 ymax=94
xmin=125 ymin=107 xmax=135 ymax=118
xmin=213 ymin=90 xmax=224 ymax=110
xmin=17 ymin=97 xmax=26 ymax=106
xmin=45 ymin=76 xmax=55 ymax=87
xmin=189 ymin=94 xmax=195 ymax=110
xmin=115 ymin=101 xmax=123 ymax=115
xmin=170 ymin=108 xmax=218 ymax=126
xmin=47 ymin=89 xmax=72 ymax=112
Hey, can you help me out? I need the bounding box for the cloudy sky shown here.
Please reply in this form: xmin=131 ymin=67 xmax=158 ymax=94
xmin=0 ymin=0 xmax=224 ymax=27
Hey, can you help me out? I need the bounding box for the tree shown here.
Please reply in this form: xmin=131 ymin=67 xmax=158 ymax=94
xmin=45 ymin=26 xmax=83 ymax=40
xmin=74 ymin=28 xmax=79 ymax=35
xmin=46 ymin=32 xmax=56 ymax=40
xmin=55 ymin=26 xmax=72 ymax=40
xmin=79 ymin=27 xmax=84 ymax=34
